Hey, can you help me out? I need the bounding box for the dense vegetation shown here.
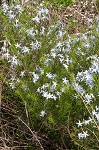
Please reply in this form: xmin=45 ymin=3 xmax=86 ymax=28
xmin=0 ymin=0 xmax=99 ymax=149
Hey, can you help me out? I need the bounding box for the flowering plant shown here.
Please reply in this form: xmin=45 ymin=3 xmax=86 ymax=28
xmin=0 ymin=1 xmax=99 ymax=149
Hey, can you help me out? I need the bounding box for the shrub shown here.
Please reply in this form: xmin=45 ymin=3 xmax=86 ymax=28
xmin=0 ymin=1 xmax=99 ymax=149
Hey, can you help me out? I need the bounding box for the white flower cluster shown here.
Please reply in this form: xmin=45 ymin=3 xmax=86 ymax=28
xmin=76 ymin=105 xmax=99 ymax=139
xmin=2 ymin=3 xmax=23 ymax=20
xmin=30 ymin=40 xmax=41 ymax=51
xmin=1 ymin=40 xmax=20 ymax=67
xmin=76 ymin=55 xmax=99 ymax=88
xmin=32 ymin=3 xmax=49 ymax=23
xmin=37 ymin=82 xmax=57 ymax=100
xmin=26 ymin=28 xmax=38 ymax=38
xmin=92 ymin=106 xmax=99 ymax=123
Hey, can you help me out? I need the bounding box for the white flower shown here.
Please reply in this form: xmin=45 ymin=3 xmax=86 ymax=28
xmin=82 ymin=131 xmax=89 ymax=138
xmin=8 ymin=12 xmax=15 ymax=20
xmin=40 ymin=110 xmax=45 ymax=117
xmin=78 ymin=131 xmax=89 ymax=139
xmin=1 ymin=46 xmax=8 ymax=52
xmin=90 ymin=58 xmax=99 ymax=74
xmin=10 ymin=76 xmax=16 ymax=82
xmin=21 ymin=46 xmax=30 ymax=54
xmin=42 ymin=91 xmax=48 ymax=98
xmin=39 ymin=68 xmax=44 ymax=75
xmin=46 ymin=73 xmax=55 ymax=79
xmin=92 ymin=106 xmax=99 ymax=123
xmin=44 ymin=58 xmax=53 ymax=66
xmin=32 ymin=16 xmax=40 ymax=23
xmin=26 ymin=28 xmax=34 ymax=36
xmin=2 ymin=51 xmax=10 ymax=60
xmin=58 ymin=56 xmax=64 ymax=63
xmin=62 ymin=77 xmax=69 ymax=86
xmin=30 ymin=40 xmax=41 ymax=50
xmin=78 ymin=133 xmax=84 ymax=139
xmin=84 ymin=93 xmax=94 ymax=104
xmin=95 ymin=106 xmax=99 ymax=111
xmin=56 ymin=41 xmax=62 ymax=47
xmin=43 ymin=8 xmax=49 ymax=14
xmin=41 ymin=27 xmax=45 ymax=35
xmin=96 ymin=113 xmax=99 ymax=122
xmin=76 ymin=120 xmax=83 ymax=127
xmin=83 ymin=42 xmax=90 ymax=49
xmin=76 ymin=72 xmax=84 ymax=82
xmin=9 ymin=82 xmax=15 ymax=89
xmin=73 ymin=82 xmax=85 ymax=95
xmin=26 ymin=28 xmax=38 ymax=38
xmin=50 ymin=81 xmax=57 ymax=92
xmin=58 ymin=30 xmax=63 ymax=38
xmin=42 ymin=92 xmax=56 ymax=100
xmin=84 ymin=71 xmax=93 ymax=87
xmin=37 ymin=87 xmax=41 ymax=93
xmin=20 ymin=71 xmax=25 ymax=78
xmin=92 ymin=110 xmax=97 ymax=116
xmin=14 ymin=5 xmax=23 ymax=14
xmin=63 ymin=64 xmax=68 ymax=70
xmin=41 ymin=83 xmax=49 ymax=89
xmin=9 ymin=55 xmax=19 ymax=66
xmin=37 ymin=8 xmax=49 ymax=16
xmin=84 ymin=118 xmax=93 ymax=125
xmin=32 ymin=72 xmax=39 ymax=83
xmin=56 ymin=91 xmax=62 ymax=97
xmin=15 ymin=43 xmax=21 ymax=49
xmin=45 ymin=93 xmax=53 ymax=99
xmin=2 ymin=3 xmax=9 ymax=14
xmin=76 ymin=70 xmax=94 ymax=87
xmin=65 ymin=56 xmax=71 ymax=65
xmin=87 ymin=18 xmax=93 ymax=24
xmin=51 ymin=94 xmax=57 ymax=100
xmin=51 ymin=51 xmax=56 ymax=58
xmin=14 ymin=19 xmax=19 ymax=27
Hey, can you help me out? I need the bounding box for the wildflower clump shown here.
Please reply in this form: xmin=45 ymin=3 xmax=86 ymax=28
xmin=0 ymin=1 xmax=99 ymax=149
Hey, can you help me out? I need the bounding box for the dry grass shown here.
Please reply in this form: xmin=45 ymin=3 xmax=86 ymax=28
xmin=48 ymin=0 xmax=99 ymax=33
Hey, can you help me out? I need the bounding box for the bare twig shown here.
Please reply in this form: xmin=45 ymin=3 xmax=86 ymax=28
xmin=18 ymin=117 xmax=44 ymax=150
